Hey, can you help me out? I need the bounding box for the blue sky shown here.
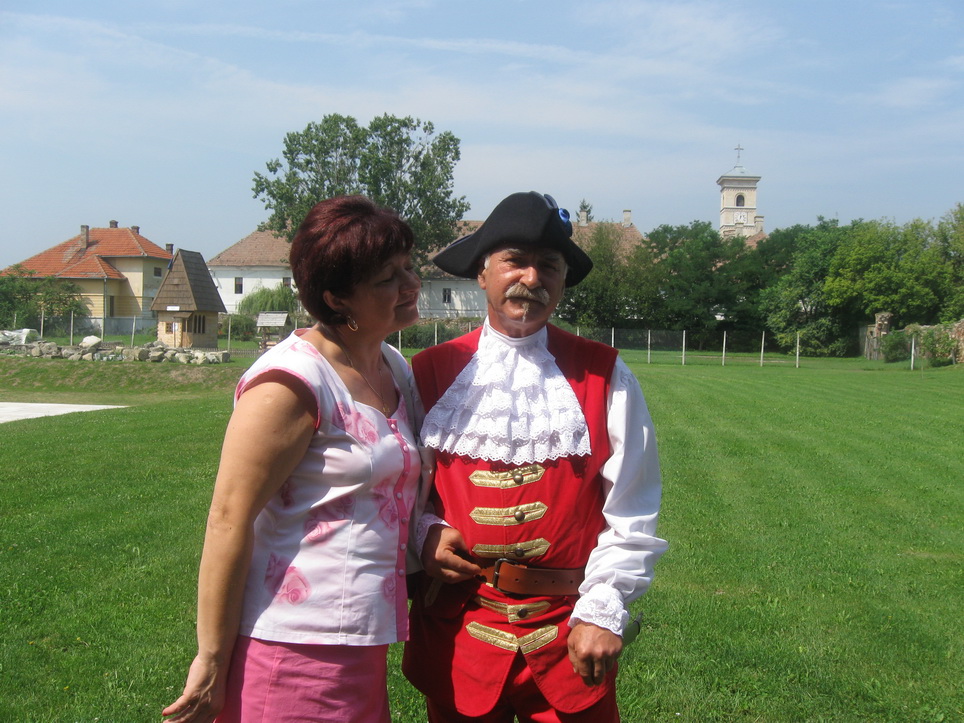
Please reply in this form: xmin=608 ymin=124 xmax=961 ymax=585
xmin=2 ymin=0 xmax=962 ymax=270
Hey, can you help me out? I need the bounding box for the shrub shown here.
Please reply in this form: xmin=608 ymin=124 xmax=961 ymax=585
xmin=220 ymin=314 xmax=257 ymax=341
xmin=880 ymin=331 xmax=911 ymax=363
xmin=921 ymin=324 xmax=957 ymax=367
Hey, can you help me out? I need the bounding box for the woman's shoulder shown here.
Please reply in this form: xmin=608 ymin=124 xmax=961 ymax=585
xmin=238 ymin=330 xmax=340 ymax=403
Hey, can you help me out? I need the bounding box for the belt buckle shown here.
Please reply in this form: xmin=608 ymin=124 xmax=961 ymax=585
xmin=491 ymin=557 xmax=523 ymax=593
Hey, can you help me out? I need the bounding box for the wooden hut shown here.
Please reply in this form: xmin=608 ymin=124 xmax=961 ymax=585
xmin=256 ymin=311 xmax=290 ymax=353
xmin=151 ymin=250 xmax=226 ymax=348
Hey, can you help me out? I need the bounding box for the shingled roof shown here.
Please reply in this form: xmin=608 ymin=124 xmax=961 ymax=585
xmin=421 ymin=218 xmax=647 ymax=278
xmin=3 ymin=222 xmax=172 ymax=279
xmin=151 ymin=250 xmax=226 ymax=313
xmin=207 ymin=230 xmax=290 ymax=267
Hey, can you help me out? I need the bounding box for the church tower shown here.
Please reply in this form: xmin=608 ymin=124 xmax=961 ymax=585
xmin=717 ymin=145 xmax=764 ymax=239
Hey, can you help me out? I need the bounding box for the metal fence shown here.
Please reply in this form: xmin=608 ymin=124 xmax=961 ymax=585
xmin=390 ymin=320 xmax=805 ymax=367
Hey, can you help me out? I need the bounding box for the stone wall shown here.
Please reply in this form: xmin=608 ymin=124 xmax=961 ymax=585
xmin=0 ymin=336 xmax=230 ymax=364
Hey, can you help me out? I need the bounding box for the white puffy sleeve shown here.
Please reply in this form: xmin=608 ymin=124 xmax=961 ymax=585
xmin=569 ymin=357 xmax=668 ymax=635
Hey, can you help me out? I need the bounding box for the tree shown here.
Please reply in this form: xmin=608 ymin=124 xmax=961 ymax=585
xmin=936 ymin=203 xmax=964 ymax=320
xmin=824 ymin=218 xmax=950 ymax=328
xmin=577 ymin=199 xmax=594 ymax=223
xmin=556 ymin=223 xmax=627 ymax=327
xmin=644 ymin=221 xmax=746 ymax=347
xmin=0 ymin=265 xmax=36 ymax=327
xmin=0 ymin=265 xmax=87 ymax=331
xmin=761 ymin=219 xmax=852 ymax=355
xmin=236 ymin=285 xmax=301 ymax=317
xmin=252 ymin=113 xmax=470 ymax=267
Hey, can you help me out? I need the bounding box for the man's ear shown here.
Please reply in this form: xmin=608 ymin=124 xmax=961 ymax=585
xmin=477 ymin=258 xmax=489 ymax=290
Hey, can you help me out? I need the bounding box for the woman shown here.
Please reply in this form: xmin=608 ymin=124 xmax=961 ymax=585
xmin=162 ymin=196 xmax=423 ymax=722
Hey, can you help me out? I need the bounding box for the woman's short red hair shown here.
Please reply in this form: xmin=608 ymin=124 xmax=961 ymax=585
xmin=289 ymin=196 xmax=415 ymax=324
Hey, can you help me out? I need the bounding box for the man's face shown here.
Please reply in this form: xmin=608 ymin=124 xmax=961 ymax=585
xmin=478 ymin=245 xmax=566 ymax=338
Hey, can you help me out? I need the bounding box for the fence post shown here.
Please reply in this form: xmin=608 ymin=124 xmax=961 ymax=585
xmin=40 ymin=309 xmax=45 ymax=338
xmin=130 ymin=316 xmax=136 ymax=347
xmin=760 ymin=331 xmax=766 ymax=367
xmin=434 ymin=322 xmax=438 ymax=347
xmin=796 ymin=332 xmax=801 ymax=368
xmin=647 ymin=330 xmax=651 ymax=364
xmin=70 ymin=310 xmax=75 ymax=346
xmin=722 ymin=331 xmax=727 ymax=366
xmin=227 ymin=315 xmax=232 ymax=351
xmin=910 ymin=336 xmax=916 ymax=371
xmin=611 ymin=327 xmax=615 ymax=347
xmin=682 ymin=330 xmax=686 ymax=366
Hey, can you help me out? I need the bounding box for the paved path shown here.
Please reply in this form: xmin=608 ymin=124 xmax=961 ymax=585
xmin=0 ymin=402 xmax=126 ymax=424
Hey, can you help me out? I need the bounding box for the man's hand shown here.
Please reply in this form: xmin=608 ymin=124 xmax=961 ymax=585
xmin=567 ymin=621 xmax=623 ymax=686
xmin=421 ymin=524 xmax=481 ymax=582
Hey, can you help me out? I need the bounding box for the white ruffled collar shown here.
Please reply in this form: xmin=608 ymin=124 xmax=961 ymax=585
xmin=420 ymin=320 xmax=591 ymax=464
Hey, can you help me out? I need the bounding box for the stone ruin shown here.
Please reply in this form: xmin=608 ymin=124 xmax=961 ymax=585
xmin=0 ymin=334 xmax=230 ymax=365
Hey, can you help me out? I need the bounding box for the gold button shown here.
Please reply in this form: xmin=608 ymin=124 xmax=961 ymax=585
xmin=517 ymin=607 xmax=529 ymax=619
xmin=513 ymin=547 xmax=525 ymax=558
xmin=514 ymin=510 xmax=526 ymax=522
xmin=512 ymin=472 xmax=524 ymax=484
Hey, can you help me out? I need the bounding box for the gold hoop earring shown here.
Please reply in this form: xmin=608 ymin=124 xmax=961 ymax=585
xmin=346 ymin=315 xmax=359 ymax=332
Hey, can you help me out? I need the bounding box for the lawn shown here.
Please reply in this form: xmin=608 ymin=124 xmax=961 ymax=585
xmin=0 ymin=354 xmax=961 ymax=722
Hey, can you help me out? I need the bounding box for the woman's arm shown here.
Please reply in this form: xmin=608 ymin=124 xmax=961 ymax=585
xmin=162 ymin=373 xmax=317 ymax=722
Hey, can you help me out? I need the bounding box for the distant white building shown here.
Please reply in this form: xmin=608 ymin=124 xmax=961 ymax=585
xmin=209 ymin=212 xmax=646 ymax=321
xmin=207 ymin=230 xmax=293 ymax=313
xmin=717 ymin=145 xmax=766 ymax=244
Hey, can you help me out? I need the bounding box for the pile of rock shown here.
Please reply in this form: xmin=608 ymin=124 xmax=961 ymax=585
xmin=3 ymin=336 xmax=231 ymax=364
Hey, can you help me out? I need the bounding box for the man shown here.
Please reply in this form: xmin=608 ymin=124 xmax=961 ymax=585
xmin=404 ymin=192 xmax=667 ymax=722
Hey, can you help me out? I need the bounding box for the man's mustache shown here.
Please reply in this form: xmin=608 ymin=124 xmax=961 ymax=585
xmin=504 ymin=283 xmax=551 ymax=304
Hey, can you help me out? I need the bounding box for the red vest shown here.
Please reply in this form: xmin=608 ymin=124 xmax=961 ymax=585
xmin=404 ymin=325 xmax=618 ymax=715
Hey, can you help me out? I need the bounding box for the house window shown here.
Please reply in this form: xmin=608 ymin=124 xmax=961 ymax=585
xmin=735 ymin=194 xmax=745 ymax=207
xmin=442 ymin=288 xmax=453 ymax=304
xmin=235 ymin=277 xmax=244 ymax=294
xmin=165 ymin=322 xmax=174 ymax=334
xmin=282 ymin=277 xmax=292 ymax=288
xmin=190 ymin=315 xmax=206 ymax=334
xmin=108 ymin=296 xmax=115 ymax=316
xmin=154 ymin=267 xmax=162 ymax=278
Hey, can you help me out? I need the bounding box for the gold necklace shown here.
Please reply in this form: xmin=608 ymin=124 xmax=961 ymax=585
xmin=342 ymin=346 xmax=391 ymax=415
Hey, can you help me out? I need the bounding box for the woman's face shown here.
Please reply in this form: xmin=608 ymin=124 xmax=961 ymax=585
xmin=338 ymin=252 xmax=421 ymax=335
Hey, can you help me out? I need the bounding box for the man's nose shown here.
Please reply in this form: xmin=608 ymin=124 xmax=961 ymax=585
xmin=519 ymin=263 xmax=540 ymax=287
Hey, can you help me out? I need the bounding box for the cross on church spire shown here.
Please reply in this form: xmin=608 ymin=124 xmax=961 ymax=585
xmin=734 ymin=143 xmax=744 ymax=164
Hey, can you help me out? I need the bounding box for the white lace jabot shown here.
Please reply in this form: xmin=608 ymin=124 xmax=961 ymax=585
xmin=420 ymin=320 xmax=591 ymax=465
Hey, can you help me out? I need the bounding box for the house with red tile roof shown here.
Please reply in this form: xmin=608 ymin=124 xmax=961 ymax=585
xmin=2 ymin=221 xmax=175 ymax=333
xmin=207 ymin=230 xmax=292 ymax=314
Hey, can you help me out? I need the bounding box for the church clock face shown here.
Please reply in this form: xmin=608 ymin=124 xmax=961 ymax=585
xmin=734 ymin=211 xmax=747 ymax=223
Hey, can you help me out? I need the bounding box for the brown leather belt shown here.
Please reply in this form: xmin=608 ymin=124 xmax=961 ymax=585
xmin=476 ymin=558 xmax=584 ymax=597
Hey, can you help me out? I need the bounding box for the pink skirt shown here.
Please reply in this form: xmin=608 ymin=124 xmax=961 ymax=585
xmin=216 ymin=636 xmax=390 ymax=723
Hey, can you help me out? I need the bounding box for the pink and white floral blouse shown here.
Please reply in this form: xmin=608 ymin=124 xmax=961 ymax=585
xmin=234 ymin=329 xmax=422 ymax=646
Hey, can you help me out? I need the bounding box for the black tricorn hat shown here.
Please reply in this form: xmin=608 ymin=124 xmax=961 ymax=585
xmin=432 ymin=192 xmax=593 ymax=287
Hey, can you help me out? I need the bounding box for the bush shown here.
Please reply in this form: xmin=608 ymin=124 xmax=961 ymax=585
xmin=880 ymin=331 xmax=911 ymax=363
xmin=398 ymin=319 xmax=480 ymax=349
xmin=220 ymin=314 xmax=257 ymax=341
xmin=920 ymin=324 xmax=957 ymax=367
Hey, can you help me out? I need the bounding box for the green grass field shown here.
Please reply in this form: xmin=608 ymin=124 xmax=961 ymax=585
xmin=0 ymin=354 xmax=961 ymax=722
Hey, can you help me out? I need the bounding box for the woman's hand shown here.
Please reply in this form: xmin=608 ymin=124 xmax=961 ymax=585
xmin=421 ymin=524 xmax=481 ymax=583
xmin=161 ymin=654 xmax=226 ymax=723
